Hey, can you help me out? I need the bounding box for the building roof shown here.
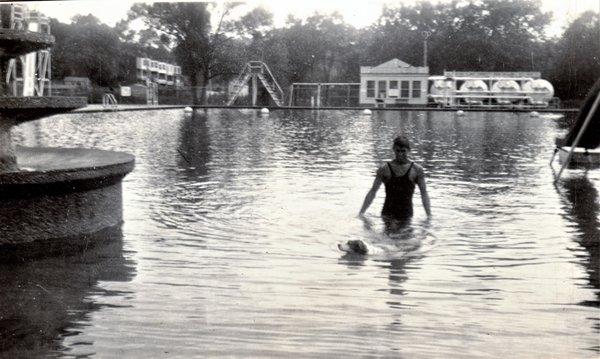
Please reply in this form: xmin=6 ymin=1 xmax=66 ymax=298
xmin=360 ymin=58 xmax=429 ymax=75
xmin=443 ymin=71 xmax=541 ymax=79
xmin=375 ymin=58 xmax=412 ymax=69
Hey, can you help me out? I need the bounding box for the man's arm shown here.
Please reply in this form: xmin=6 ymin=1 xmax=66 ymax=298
xmin=417 ymin=168 xmax=431 ymax=217
xmin=359 ymin=175 xmax=383 ymax=216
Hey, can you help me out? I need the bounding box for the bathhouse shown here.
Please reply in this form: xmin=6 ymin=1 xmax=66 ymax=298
xmin=359 ymin=58 xmax=429 ymax=106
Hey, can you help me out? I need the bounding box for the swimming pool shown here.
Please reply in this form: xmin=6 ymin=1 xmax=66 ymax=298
xmin=3 ymin=109 xmax=598 ymax=357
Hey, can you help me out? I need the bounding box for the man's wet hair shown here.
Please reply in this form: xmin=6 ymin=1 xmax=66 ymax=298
xmin=393 ymin=135 xmax=411 ymax=149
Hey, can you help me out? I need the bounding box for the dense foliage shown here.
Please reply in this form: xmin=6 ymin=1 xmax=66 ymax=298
xmin=48 ymin=0 xmax=599 ymax=103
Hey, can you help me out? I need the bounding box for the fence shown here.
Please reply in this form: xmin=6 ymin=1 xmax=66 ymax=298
xmin=289 ymin=83 xmax=360 ymax=107
xmin=48 ymin=84 xmax=231 ymax=106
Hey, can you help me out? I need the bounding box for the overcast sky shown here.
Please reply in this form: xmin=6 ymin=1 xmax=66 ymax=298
xmin=28 ymin=0 xmax=600 ymax=37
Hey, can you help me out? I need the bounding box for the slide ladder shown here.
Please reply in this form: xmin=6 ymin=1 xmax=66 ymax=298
xmin=227 ymin=61 xmax=284 ymax=107
xmin=102 ymin=93 xmax=118 ymax=109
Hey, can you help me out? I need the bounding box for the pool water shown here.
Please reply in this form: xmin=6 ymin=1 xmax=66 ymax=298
xmin=3 ymin=109 xmax=599 ymax=357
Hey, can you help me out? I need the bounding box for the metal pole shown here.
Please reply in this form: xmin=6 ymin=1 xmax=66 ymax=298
xmin=48 ymin=54 xmax=52 ymax=96
xmin=423 ymin=39 xmax=427 ymax=67
xmin=554 ymin=91 xmax=600 ymax=181
xmin=422 ymin=31 xmax=430 ymax=68
xmin=252 ymin=74 xmax=257 ymax=106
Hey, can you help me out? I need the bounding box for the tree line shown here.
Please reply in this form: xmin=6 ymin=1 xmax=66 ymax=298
xmin=48 ymin=0 xmax=599 ymax=104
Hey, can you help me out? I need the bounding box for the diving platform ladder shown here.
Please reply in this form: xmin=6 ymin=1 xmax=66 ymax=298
xmin=227 ymin=61 xmax=284 ymax=107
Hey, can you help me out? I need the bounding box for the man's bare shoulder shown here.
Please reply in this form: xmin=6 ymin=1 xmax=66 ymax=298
xmin=376 ymin=162 xmax=391 ymax=178
xmin=412 ymin=162 xmax=425 ymax=174
xmin=410 ymin=162 xmax=426 ymax=181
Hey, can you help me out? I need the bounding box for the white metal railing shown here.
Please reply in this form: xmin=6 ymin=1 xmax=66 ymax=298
xmin=226 ymin=64 xmax=251 ymax=106
xmin=251 ymin=61 xmax=284 ymax=103
xmin=102 ymin=93 xmax=118 ymax=109
xmin=230 ymin=63 xmax=251 ymax=91
xmin=227 ymin=61 xmax=284 ymax=106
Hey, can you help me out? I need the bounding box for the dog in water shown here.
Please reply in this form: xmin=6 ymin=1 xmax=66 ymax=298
xmin=338 ymin=235 xmax=427 ymax=256
xmin=338 ymin=239 xmax=373 ymax=255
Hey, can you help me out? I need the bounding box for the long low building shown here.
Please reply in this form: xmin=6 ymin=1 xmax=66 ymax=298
xmin=359 ymin=58 xmax=556 ymax=108
xmin=429 ymin=71 xmax=555 ymax=108
xmin=136 ymin=57 xmax=183 ymax=87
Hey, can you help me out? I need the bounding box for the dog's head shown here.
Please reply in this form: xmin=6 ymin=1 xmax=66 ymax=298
xmin=338 ymin=239 xmax=369 ymax=255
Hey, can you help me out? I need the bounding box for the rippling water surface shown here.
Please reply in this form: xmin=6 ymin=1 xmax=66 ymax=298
xmin=4 ymin=109 xmax=599 ymax=358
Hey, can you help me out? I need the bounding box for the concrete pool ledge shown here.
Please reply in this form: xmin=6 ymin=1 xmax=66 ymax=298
xmin=0 ymin=146 xmax=135 ymax=261
xmin=73 ymin=104 xmax=579 ymax=113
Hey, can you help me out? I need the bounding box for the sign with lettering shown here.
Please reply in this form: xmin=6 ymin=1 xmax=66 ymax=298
xmin=120 ymin=86 xmax=131 ymax=97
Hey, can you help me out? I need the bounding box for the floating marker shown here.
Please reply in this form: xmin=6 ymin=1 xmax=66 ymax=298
xmin=260 ymin=108 xmax=269 ymax=114
xmin=456 ymin=110 xmax=465 ymax=116
xmin=184 ymin=106 xmax=193 ymax=113
xmin=530 ymin=111 xmax=539 ymax=117
xmin=362 ymin=109 xmax=372 ymax=115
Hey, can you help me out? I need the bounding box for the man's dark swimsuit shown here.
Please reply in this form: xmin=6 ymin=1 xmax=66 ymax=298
xmin=382 ymin=161 xmax=415 ymax=220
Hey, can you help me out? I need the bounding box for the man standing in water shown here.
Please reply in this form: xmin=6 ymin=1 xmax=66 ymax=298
xmin=359 ymin=135 xmax=431 ymax=223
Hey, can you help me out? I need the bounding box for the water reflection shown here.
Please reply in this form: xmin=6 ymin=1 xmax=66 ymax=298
xmin=13 ymin=121 xmax=43 ymax=147
xmin=384 ymin=220 xmax=425 ymax=304
xmin=558 ymin=175 xmax=600 ymax=305
xmin=556 ymin=111 xmax=579 ymax=131
xmin=386 ymin=256 xmax=414 ymax=311
xmin=558 ymin=174 xmax=600 ymax=353
xmin=339 ymin=215 xmax=425 ymax=309
xmin=0 ymin=227 xmax=136 ymax=357
xmin=279 ymin=110 xmax=356 ymax=170
xmin=9 ymin=108 xmax=600 ymax=357
xmin=368 ymin=111 xmax=550 ymax=185
xmin=177 ymin=111 xmax=211 ymax=179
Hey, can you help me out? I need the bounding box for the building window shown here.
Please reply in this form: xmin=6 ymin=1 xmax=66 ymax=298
xmin=401 ymin=81 xmax=409 ymax=98
xmin=378 ymin=80 xmax=387 ymax=98
xmin=389 ymin=81 xmax=399 ymax=98
xmin=412 ymin=81 xmax=421 ymax=98
xmin=366 ymin=81 xmax=375 ymax=98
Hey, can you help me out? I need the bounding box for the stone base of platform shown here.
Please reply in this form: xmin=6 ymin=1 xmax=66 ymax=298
xmin=0 ymin=146 xmax=134 ymax=261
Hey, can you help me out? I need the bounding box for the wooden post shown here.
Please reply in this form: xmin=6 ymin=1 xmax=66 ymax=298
xmin=346 ymin=85 xmax=350 ymax=106
xmin=316 ymin=83 xmax=321 ymax=108
xmin=48 ymin=55 xmax=52 ymax=96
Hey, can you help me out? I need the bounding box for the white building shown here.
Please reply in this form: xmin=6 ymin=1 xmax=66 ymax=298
xmin=429 ymin=71 xmax=555 ymax=108
xmin=136 ymin=57 xmax=182 ymax=87
xmin=359 ymin=58 xmax=429 ymax=106
xmin=0 ymin=4 xmax=52 ymax=97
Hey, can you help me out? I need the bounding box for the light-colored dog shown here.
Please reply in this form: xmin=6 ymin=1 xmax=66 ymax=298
xmin=338 ymin=239 xmax=375 ymax=255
